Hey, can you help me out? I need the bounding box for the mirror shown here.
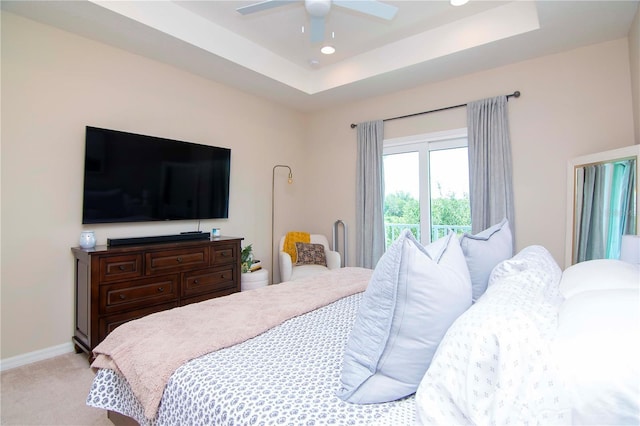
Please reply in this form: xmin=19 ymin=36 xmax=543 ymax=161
xmin=565 ymin=145 xmax=639 ymax=267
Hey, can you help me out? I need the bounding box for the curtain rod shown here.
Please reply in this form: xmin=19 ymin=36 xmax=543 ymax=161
xmin=349 ymin=90 xmax=521 ymax=129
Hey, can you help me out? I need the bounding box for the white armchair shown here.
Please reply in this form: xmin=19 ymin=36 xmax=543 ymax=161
xmin=278 ymin=234 xmax=341 ymax=282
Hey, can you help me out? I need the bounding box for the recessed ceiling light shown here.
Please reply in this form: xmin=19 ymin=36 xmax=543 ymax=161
xmin=321 ymin=45 xmax=335 ymax=55
xmin=450 ymin=0 xmax=469 ymax=5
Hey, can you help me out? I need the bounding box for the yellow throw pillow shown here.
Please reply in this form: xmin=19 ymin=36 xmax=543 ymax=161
xmin=283 ymin=231 xmax=310 ymax=263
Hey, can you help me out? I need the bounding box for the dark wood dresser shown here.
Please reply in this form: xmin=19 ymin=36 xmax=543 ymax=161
xmin=71 ymin=236 xmax=243 ymax=354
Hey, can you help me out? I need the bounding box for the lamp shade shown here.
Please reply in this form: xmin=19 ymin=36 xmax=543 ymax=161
xmin=619 ymin=235 xmax=640 ymax=264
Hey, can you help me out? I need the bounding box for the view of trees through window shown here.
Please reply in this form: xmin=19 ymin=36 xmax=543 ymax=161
xmin=384 ymin=188 xmax=471 ymax=246
xmin=383 ymin=137 xmax=471 ymax=248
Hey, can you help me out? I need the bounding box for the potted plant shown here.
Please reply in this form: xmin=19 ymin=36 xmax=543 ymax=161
xmin=241 ymin=244 xmax=253 ymax=273
xmin=240 ymin=244 xmax=268 ymax=290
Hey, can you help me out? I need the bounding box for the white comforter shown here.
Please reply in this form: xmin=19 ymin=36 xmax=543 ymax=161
xmin=415 ymin=245 xmax=573 ymax=425
xmin=416 ymin=245 xmax=640 ymax=425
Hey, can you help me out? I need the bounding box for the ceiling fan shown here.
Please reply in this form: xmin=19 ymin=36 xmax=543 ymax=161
xmin=236 ymin=0 xmax=399 ymax=43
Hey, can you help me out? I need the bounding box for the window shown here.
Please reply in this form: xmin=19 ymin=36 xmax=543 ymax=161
xmin=383 ymin=129 xmax=471 ymax=247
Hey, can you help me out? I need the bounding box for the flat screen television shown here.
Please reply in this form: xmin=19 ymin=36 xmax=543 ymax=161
xmin=82 ymin=126 xmax=230 ymax=224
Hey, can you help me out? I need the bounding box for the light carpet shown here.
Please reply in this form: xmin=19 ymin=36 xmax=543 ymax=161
xmin=1 ymin=352 xmax=111 ymax=425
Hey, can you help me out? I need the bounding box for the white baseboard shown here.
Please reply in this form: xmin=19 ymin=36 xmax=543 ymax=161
xmin=0 ymin=342 xmax=76 ymax=372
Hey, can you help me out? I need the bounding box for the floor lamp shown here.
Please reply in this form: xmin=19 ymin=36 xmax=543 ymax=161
xmin=271 ymin=165 xmax=293 ymax=285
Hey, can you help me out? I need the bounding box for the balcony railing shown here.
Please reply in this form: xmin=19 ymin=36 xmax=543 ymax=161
xmin=385 ymin=223 xmax=471 ymax=247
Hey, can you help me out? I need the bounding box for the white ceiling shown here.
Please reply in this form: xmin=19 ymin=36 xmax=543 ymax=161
xmin=2 ymin=0 xmax=638 ymax=112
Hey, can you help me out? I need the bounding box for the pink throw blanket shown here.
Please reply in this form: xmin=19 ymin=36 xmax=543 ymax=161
xmin=91 ymin=267 xmax=372 ymax=420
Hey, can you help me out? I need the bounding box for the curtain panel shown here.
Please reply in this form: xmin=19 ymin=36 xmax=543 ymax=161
xmin=355 ymin=120 xmax=386 ymax=268
xmin=576 ymin=159 xmax=637 ymax=262
xmin=466 ymin=96 xmax=516 ymax=241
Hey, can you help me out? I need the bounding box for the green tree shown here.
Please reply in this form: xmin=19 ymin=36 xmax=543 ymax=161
xmin=384 ymin=191 xmax=419 ymax=224
xmin=431 ymin=192 xmax=471 ymax=227
xmin=384 ymin=189 xmax=471 ymax=246
xmin=384 ymin=191 xmax=420 ymax=245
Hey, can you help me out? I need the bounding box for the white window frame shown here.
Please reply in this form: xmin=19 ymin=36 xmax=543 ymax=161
xmin=384 ymin=128 xmax=468 ymax=244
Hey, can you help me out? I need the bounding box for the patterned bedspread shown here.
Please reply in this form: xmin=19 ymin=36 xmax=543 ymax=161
xmin=87 ymin=292 xmax=416 ymax=425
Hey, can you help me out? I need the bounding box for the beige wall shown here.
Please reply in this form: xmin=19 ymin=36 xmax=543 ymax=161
xmin=305 ymin=38 xmax=635 ymax=270
xmin=630 ymin=4 xmax=640 ymax=144
xmin=1 ymin=12 xmax=307 ymax=359
xmin=1 ymin=10 xmax=637 ymax=362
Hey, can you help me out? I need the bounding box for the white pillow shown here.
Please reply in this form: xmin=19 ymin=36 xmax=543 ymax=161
xmin=488 ymin=244 xmax=564 ymax=304
xmin=459 ymin=218 xmax=513 ymax=302
xmin=559 ymin=259 xmax=640 ymax=299
xmin=554 ymin=289 xmax=640 ymax=424
xmin=337 ymin=230 xmax=472 ymax=404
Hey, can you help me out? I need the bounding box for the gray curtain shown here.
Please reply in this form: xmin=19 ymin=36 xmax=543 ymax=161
xmin=467 ymin=96 xmax=515 ymax=240
xmin=577 ymin=164 xmax=607 ymax=262
xmin=356 ymin=120 xmax=386 ymax=268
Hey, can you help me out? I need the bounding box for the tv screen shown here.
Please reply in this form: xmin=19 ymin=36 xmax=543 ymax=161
xmin=82 ymin=126 xmax=230 ymax=224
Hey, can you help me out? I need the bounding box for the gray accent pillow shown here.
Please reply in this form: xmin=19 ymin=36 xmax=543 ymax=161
xmin=459 ymin=218 xmax=513 ymax=302
xmin=337 ymin=229 xmax=472 ymax=404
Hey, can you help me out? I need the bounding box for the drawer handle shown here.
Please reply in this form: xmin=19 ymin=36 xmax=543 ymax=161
xmin=119 ymin=265 xmax=125 ymax=271
xmin=220 ymin=274 xmax=225 ymax=279
xmin=157 ymin=287 xmax=164 ymax=292
xmin=176 ymin=257 xmax=183 ymax=263
xmin=221 ymin=252 xmax=228 ymax=257
xmin=193 ymin=279 xmax=199 ymax=285
xmin=119 ymin=294 xmax=126 ymax=300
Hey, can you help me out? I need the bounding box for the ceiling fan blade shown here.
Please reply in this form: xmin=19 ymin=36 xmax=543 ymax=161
xmin=333 ymin=0 xmax=398 ymax=20
xmin=309 ymin=16 xmax=325 ymax=43
xmin=236 ymin=0 xmax=296 ymax=15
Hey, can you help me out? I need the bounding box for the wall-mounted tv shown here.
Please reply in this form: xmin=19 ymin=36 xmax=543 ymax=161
xmin=82 ymin=126 xmax=230 ymax=224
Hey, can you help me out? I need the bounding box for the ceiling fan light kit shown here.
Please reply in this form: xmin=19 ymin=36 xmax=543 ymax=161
xmin=320 ymin=45 xmax=336 ymax=55
xmin=305 ymin=0 xmax=331 ymax=17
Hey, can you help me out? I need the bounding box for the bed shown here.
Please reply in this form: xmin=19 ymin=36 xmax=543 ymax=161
xmin=87 ymin=225 xmax=640 ymax=425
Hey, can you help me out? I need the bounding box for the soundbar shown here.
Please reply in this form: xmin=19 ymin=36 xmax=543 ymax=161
xmin=107 ymin=232 xmax=211 ymax=247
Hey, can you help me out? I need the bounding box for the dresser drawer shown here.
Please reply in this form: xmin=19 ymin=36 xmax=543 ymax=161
xmin=181 ymin=288 xmax=237 ymax=306
xmin=99 ymin=302 xmax=178 ymax=342
xmin=145 ymin=247 xmax=209 ymax=274
xmin=99 ymin=254 xmax=143 ymax=282
xmin=182 ymin=266 xmax=236 ymax=297
xmin=99 ymin=275 xmax=179 ymax=314
xmin=210 ymin=243 xmax=237 ymax=265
